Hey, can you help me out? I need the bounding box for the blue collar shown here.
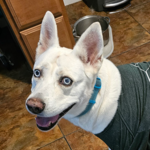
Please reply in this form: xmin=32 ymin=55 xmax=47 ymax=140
xmin=77 ymin=77 xmax=101 ymax=117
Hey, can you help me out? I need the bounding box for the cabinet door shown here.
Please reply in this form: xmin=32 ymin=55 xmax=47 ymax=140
xmin=20 ymin=16 xmax=74 ymax=61
xmin=5 ymin=0 xmax=62 ymax=30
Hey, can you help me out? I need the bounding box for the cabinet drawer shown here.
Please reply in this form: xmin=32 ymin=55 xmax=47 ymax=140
xmin=5 ymin=0 xmax=62 ymax=30
xmin=20 ymin=16 xmax=73 ymax=61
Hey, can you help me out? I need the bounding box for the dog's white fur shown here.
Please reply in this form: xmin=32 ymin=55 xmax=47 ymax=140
xmin=26 ymin=11 xmax=121 ymax=135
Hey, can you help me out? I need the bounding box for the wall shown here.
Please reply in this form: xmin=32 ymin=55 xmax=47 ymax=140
xmin=63 ymin=0 xmax=81 ymax=6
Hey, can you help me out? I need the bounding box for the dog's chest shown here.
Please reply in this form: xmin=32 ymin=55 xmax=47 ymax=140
xmin=96 ymin=62 xmax=150 ymax=150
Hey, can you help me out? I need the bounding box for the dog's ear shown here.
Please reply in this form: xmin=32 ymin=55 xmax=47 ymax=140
xmin=36 ymin=11 xmax=59 ymax=59
xmin=73 ymin=22 xmax=103 ymax=65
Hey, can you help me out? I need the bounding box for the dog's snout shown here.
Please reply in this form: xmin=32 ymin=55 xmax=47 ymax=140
xmin=26 ymin=98 xmax=45 ymax=114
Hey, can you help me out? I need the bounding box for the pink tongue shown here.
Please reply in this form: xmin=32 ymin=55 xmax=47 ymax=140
xmin=36 ymin=115 xmax=59 ymax=127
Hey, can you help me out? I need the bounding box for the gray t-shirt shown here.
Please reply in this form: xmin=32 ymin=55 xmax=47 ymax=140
xmin=95 ymin=62 xmax=150 ymax=150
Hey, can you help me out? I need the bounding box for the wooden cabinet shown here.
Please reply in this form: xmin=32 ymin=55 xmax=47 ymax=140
xmin=20 ymin=16 xmax=73 ymax=60
xmin=1 ymin=0 xmax=74 ymax=67
xmin=5 ymin=0 xmax=62 ymax=30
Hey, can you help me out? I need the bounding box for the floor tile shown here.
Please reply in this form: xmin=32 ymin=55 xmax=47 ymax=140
xmin=108 ymin=11 xmax=150 ymax=57
xmin=109 ymin=42 xmax=150 ymax=65
xmin=127 ymin=1 xmax=150 ymax=33
xmin=38 ymin=138 xmax=70 ymax=150
xmin=59 ymin=118 xmax=80 ymax=135
xmin=0 ymin=109 xmax=63 ymax=150
xmin=66 ymin=129 xmax=108 ymax=150
xmin=130 ymin=0 xmax=150 ymax=8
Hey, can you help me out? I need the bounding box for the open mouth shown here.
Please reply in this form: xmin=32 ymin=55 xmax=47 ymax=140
xmin=36 ymin=104 xmax=75 ymax=131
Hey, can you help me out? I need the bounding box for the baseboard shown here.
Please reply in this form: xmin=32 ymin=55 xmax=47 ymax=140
xmin=63 ymin=0 xmax=81 ymax=6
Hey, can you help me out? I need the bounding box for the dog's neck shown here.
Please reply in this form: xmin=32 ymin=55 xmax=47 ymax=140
xmin=64 ymin=59 xmax=121 ymax=134
xmin=77 ymin=77 xmax=101 ymax=117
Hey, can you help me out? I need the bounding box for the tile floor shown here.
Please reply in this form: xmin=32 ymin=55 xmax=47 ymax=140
xmin=1 ymin=0 xmax=150 ymax=149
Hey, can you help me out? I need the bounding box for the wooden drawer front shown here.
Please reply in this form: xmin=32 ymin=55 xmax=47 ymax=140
xmin=6 ymin=0 xmax=62 ymax=30
xmin=20 ymin=16 xmax=73 ymax=61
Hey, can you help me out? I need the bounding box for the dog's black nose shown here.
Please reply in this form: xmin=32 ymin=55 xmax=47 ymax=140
xmin=26 ymin=98 xmax=45 ymax=114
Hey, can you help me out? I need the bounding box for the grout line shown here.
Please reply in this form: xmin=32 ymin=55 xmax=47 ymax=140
xmin=64 ymin=136 xmax=73 ymax=150
xmin=36 ymin=137 xmax=64 ymax=150
xmin=57 ymin=122 xmax=73 ymax=150
xmin=126 ymin=11 xmax=150 ymax=33
xmin=109 ymin=41 xmax=150 ymax=59
xmin=58 ymin=123 xmax=65 ymax=137
xmin=125 ymin=4 xmax=150 ymax=34
xmin=58 ymin=123 xmax=82 ymax=149
xmin=127 ymin=0 xmax=150 ymax=9
xmin=109 ymin=2 xmax=150 ymax=59
xmin=64 ymin=128 xmax=81 ymax=136
xmin=58 ymin=120 xmax=81 ymax=137
xmin=37 ymin=123 xmax=81 ymax=149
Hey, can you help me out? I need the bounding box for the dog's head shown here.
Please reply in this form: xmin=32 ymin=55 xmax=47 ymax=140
xmin=26 ymin=11 xmax=104 ymax=131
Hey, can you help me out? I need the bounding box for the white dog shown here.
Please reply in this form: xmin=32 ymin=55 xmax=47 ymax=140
xmin=26 ymin=11 xmax=150 ymax=150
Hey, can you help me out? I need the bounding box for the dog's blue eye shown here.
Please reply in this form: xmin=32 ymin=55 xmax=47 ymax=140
xmin=64 ymin=78 xmax=71 ymax=84
xmin=33 ymin=69 xmax=41 ymax=78
xmin=60 ymin=77 xmax=72 ymax=86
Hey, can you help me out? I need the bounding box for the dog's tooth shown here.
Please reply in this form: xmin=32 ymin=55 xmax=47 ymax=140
xmin=49 ymin=122 xmax=52 ymax=126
